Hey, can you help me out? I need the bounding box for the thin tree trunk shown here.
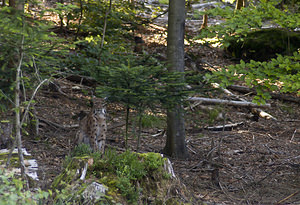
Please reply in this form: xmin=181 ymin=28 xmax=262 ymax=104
xmin=164 ymin=0 xmax=188 ymax=159
xmin=98 ymin=0 xmax=112 ymax=64
xmin=74 ymin=0 xmax=83 ymax=41
xmin=125 ymin=106 xmax=130 ymax=150
xmin=136 ymin=111 xmax=142 ymax=152
xmin=15 ymin=36 xmax=26 ymax=178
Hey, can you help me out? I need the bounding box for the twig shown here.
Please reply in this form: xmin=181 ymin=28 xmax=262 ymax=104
xmin=290 ymin=129 xmax=297 ymax=142
xmin=20 ymin=79 xmax=48 ymax=126
xmin=275 ymin=191 xmax=300 ymax=205
xmin=150 ymin=8 xmax=169 ymax=22
xmin=0 ymin=89 xmax=15 ymax=105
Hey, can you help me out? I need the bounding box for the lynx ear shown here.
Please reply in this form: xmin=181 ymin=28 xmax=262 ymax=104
xmin=90 ymin=95 xmax=97 ymax=107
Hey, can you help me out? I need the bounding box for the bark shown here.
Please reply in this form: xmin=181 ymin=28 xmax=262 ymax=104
xmin=235 ymin=0 xmax=244 ymax=10
xmin=164 ymin=0 xmax=188 ymax=159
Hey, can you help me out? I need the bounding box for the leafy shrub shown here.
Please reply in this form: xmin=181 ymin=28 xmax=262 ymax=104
xmin=208 ymin=51 xmax=300 ymax=104
xmin=196 ymin=0 xmax=300 ymax=48
xmin=0 ymin=7 xmax=65 ymax=111
xmin=71 ymin=143 xmax=93 ymax=157
xmin=0 ymin=170 xmax=49 ymax=205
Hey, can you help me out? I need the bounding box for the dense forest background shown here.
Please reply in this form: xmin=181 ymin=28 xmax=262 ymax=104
xmin=0 ymin=0 xmax=299 ymax=204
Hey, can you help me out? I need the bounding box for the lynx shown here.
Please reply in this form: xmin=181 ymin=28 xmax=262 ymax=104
xmin=77 ymin=98 xmax=107 ymax=153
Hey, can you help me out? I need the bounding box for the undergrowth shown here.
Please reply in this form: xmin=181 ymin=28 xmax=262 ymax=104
xmin=69 ymin=145 xmax=166 ymax=203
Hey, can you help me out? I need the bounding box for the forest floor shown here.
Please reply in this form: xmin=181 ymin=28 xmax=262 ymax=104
xmin=18 ymin=6 xmax=300 ymax=205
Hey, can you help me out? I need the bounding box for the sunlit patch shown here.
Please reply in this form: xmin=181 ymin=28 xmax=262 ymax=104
xmin=194 ymin=37 xmax=222 ymax=47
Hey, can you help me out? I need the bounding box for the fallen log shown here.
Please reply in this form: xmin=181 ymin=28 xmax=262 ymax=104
xmin=188 ymin=97 xmax=271 ymax=108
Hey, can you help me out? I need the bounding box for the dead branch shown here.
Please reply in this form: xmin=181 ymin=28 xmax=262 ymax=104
xmin=38 ymin=117 xmax=78 ymax=130
xmin=212 ymin=83 xmax=277 ymax=120
xmin=228 ymin=85 xmax=300 ymax=103
xmin=206 ymin=122 xmax=244 ymax=131
xmin=188 ymin=97 xmax=271 ymax=108
xmin=290 ymin=129 xmax=297 ymax=142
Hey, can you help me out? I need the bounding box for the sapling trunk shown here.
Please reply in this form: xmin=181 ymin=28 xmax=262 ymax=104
xmin=98 ymin=0 xmax=112 ymax=64
xmin=15 ymin=36 xmax=26 ymax=178
xmin=125 ymin=106 xmax=130 ymax=150
xmin=136 ymin=110 xmax=143 ymax=152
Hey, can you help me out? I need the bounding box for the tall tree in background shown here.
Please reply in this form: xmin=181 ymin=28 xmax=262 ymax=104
xmin=163 ymin=0 xmax=188 ymax=159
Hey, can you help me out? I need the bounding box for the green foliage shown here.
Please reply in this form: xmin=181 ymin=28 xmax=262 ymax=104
xmin=0 ymin=170 xmax=49 ymax=204
xmin=92 ymin=59 xmax=189 ymax=147
xmin=71 ymin=144 xmax=93 ymax=157
xmin=139 ymin=113 xmax=165 ymax=129
xmin=158 ymin=0 xmax=169 ymax=4
xmin=43 ymin=3 xmax=80 ymax=29
xmin=96 ymin=62 xmax=189 ymax=110
xmin=0 ymin=7 xmax=65 ymax=111
xmin=140 ymin=152 xmax=165 ymax=171
xmin=91 ymin=150 xmax=166 ymax=203
xmin=196 ymin=0 xmax=300 ymax=48
xmin=75 ymin=0 xmax=150 ymax=36
xmin=196 ymin=0 xmax=300 ymax=102
xmin=210 ymin=51 xmax=300 ymax=104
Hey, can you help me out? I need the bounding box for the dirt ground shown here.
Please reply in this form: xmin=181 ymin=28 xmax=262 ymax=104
xmin=17 ymin=16 xmax=300 ymax=205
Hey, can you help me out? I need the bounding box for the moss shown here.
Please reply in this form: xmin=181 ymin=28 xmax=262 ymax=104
xmin=51 ymin=150 xmax=187 ymax=204
xmin=51 ymin=156 xmax=90 ymax=190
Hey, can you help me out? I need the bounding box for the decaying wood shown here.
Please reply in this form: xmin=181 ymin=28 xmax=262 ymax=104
xmin=251 ymin=108 xmax=277 ymax=120
xmin=228 ymin=85 xmax=300 ymax=103
xmin=188 ymin=97 xmax=271 ymax=108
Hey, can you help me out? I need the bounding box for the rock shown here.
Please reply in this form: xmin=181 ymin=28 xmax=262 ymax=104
xmin=82 ymin=182 xmax=108 ymax=202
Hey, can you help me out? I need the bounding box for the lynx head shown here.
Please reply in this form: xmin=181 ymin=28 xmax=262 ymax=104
xmin=91 ymin=96 xmax=107 ymax=118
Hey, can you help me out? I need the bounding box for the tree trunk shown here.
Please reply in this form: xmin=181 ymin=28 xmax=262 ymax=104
xmin=164 ymin=0 xmax=188 ymax=159
xmin=235 ymin=0 xmax=244 ymax=10
xmin=9 ymin=0 xmax=24 ymax=10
